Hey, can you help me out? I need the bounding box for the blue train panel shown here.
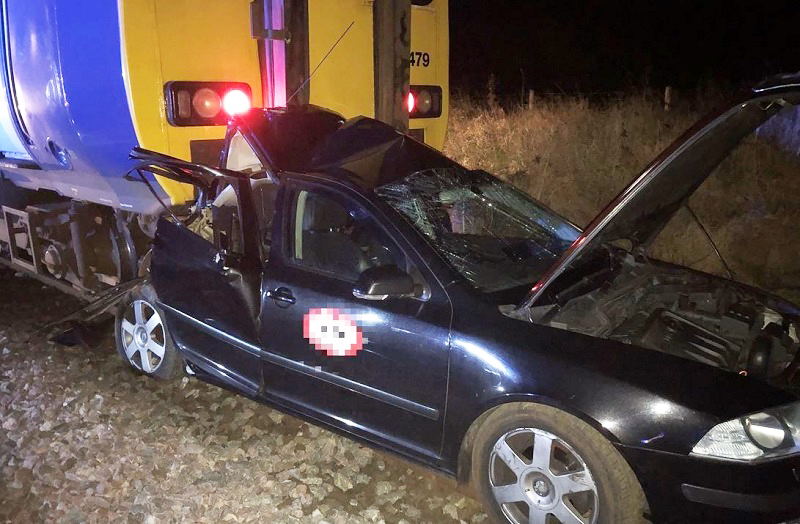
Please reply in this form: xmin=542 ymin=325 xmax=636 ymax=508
xmin=0 ymin=25 xmax=27 ymax=161
xmin=0 ymin=0 xmax=166 ymax=214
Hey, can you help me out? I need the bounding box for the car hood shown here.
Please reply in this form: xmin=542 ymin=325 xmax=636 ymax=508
xmin=520 ymin=90 xmax=799 ymax=309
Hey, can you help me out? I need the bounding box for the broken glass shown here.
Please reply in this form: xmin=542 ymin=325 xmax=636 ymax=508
xmin=376 ymin=168 xmax=580 ymax=292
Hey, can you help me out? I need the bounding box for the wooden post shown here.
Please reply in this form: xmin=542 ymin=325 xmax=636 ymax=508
xmin=374 ymin=0 xmax=411 ymax=132
xmin=487 ymin=73 xmax=497 ymax=111
xmin=664 ymin=86 xmax=673 ymax=112
xmin=528 ymin=89 xmax=534 ymax=110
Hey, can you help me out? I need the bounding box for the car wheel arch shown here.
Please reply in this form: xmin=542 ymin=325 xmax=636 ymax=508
xmin=454 ymin=393 xmax=624 ymax=486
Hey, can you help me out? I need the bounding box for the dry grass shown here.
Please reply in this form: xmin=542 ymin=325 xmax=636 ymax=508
xmin=444 ymin=93 xmax=697 ymax=225
xmin=444 ymin=94 xmax=800 ymax=301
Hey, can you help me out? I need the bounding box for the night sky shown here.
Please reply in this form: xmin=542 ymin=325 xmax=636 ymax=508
xmin=449 ymin=1 xmax=800 ymax=99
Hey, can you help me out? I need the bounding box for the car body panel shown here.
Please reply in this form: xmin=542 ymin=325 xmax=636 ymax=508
xmin=152 ymin=218 xmax=263 ymax=394
xmin=257 ymin=174 xmax=453 ymax=456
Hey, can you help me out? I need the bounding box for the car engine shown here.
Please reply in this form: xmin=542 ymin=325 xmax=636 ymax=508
xmin=531 ymin=253 xmax=800 ymax=384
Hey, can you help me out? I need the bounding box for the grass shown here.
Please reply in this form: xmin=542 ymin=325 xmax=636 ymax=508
xmin=443 ymin=92 xmax=800 ymax=301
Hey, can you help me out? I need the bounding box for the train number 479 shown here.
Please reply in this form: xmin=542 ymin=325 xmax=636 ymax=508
xmin=410 ymin=51 xmax=430 ymax=67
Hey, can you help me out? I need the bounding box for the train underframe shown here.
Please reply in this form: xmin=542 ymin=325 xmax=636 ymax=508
xmin=0 ymin=177 xmax=155 ymax=298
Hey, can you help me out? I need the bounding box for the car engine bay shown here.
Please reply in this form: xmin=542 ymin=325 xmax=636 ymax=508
xmin=529 ymin=251 xmax=800 ymax=387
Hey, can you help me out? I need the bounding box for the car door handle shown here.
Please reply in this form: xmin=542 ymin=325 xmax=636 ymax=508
xmin=213 ymin=251 xmax=229 ymax=271
xmin=266 ymin=287 xmax=296 ymax=305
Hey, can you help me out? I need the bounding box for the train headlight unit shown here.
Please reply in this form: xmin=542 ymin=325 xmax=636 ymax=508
xmin=165 ymin=81 xmax=252 ymax=126
xmin=407 ymin=85 xmax=442 ymax=118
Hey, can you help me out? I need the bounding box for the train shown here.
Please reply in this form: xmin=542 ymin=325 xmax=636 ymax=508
xmin=0 ymin=0 xmax=448 ymax=297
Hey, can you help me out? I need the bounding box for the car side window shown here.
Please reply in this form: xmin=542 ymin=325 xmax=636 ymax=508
xmin=226 ymin=131 xmax=264 ymax=174
xmin=290 ymin=189 xmax=407 ymax=282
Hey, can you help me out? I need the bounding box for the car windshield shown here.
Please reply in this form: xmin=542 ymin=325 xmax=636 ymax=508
xmin=376 ymin=167 xmax=580 ymax=292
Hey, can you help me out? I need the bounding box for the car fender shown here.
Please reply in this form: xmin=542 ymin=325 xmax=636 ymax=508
xmin=452 ymin=391 xmax=624 ymax=484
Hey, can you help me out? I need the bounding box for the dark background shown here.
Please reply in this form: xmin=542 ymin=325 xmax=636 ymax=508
xmin=449 ymin=1 xmax=800 ymax=99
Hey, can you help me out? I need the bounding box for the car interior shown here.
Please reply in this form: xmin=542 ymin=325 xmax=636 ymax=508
xmin=293 ymin=190 xmax=399 ymax=282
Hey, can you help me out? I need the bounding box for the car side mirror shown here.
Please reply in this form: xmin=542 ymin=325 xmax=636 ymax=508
xmin=353 ymin=265 xmax=416 ymax=301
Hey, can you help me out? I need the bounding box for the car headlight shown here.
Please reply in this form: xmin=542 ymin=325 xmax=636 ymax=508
xmin=692 ymin=402 xmax=800 ymax=461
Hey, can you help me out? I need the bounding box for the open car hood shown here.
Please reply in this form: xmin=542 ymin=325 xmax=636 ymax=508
xmin=520 ymin=89 xmax=800 ymax=309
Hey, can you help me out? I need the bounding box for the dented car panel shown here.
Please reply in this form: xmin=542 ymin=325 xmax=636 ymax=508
xmin=152 ymin=217 xmax=264 ymax=395
xmin=141 ymin=101 xmax=800 ymax=522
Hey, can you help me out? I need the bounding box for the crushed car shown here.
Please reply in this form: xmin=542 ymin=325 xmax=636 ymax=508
xmin=103 ymin=77 xmax=800 ymax=523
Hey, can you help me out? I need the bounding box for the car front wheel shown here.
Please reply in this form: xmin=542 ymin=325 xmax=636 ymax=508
xmin=471 ymin=403 xmax=648 ymax=524
xmin=114 ymin=284 xmax=181 ymax=379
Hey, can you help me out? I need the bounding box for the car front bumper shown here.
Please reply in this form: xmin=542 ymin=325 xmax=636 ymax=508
xmin=681 ymin=483 xmax=800 ymax=515
xmin=617 ymin=444 xmax=800 ymax=523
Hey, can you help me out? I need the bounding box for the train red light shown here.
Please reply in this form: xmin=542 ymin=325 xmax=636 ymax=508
xmin=165 ymin=81 xmax=252 ymax=126
xmin=222 ymin=89 xmax=251 ymax=116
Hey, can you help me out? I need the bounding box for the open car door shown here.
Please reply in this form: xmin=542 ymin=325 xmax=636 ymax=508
xmin=139 ymin=148 xmax=275 ymax=396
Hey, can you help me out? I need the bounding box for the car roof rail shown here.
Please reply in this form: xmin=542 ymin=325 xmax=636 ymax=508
xmin=130 ymin=147 xmax=244 ymax=179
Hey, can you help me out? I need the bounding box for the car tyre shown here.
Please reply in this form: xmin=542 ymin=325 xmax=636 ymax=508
xmin=114 ymin=283 xmax=181 ymax=380
xmin=471 ymin=403 xmax=648 ymax=524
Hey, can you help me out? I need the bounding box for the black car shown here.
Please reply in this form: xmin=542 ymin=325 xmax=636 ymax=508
xmin=111 ymin=77 xmax=800 ymax=523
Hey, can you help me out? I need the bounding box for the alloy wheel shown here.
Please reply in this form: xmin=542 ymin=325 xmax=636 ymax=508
xmin=120 ymin=299 xmax=166 ymax=373
xmin=489 ymin=427 xmax=599 ymax=524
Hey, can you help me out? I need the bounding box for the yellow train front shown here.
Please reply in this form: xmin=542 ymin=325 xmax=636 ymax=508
xmin=0 ymin=0 xmax=448 ymax=294
xmin=125 ymin=0 xmax=449 ymax=209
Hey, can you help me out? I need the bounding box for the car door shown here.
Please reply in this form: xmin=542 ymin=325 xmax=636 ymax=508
xmin=259 ymin=178 xmax=452 ymax=457
xmin=151 ymin=166 xmax=274 ymax=396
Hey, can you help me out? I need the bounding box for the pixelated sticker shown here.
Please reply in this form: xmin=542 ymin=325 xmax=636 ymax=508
xmin=303 ymin=308 xmax=364 ymax=357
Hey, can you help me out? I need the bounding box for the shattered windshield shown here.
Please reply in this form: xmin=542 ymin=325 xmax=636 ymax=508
xmin=376 ymin=168 xmax=580 ymax=292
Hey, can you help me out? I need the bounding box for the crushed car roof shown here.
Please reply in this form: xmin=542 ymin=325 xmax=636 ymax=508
xmin=240 ymin=106 xmax=456 ymax=189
